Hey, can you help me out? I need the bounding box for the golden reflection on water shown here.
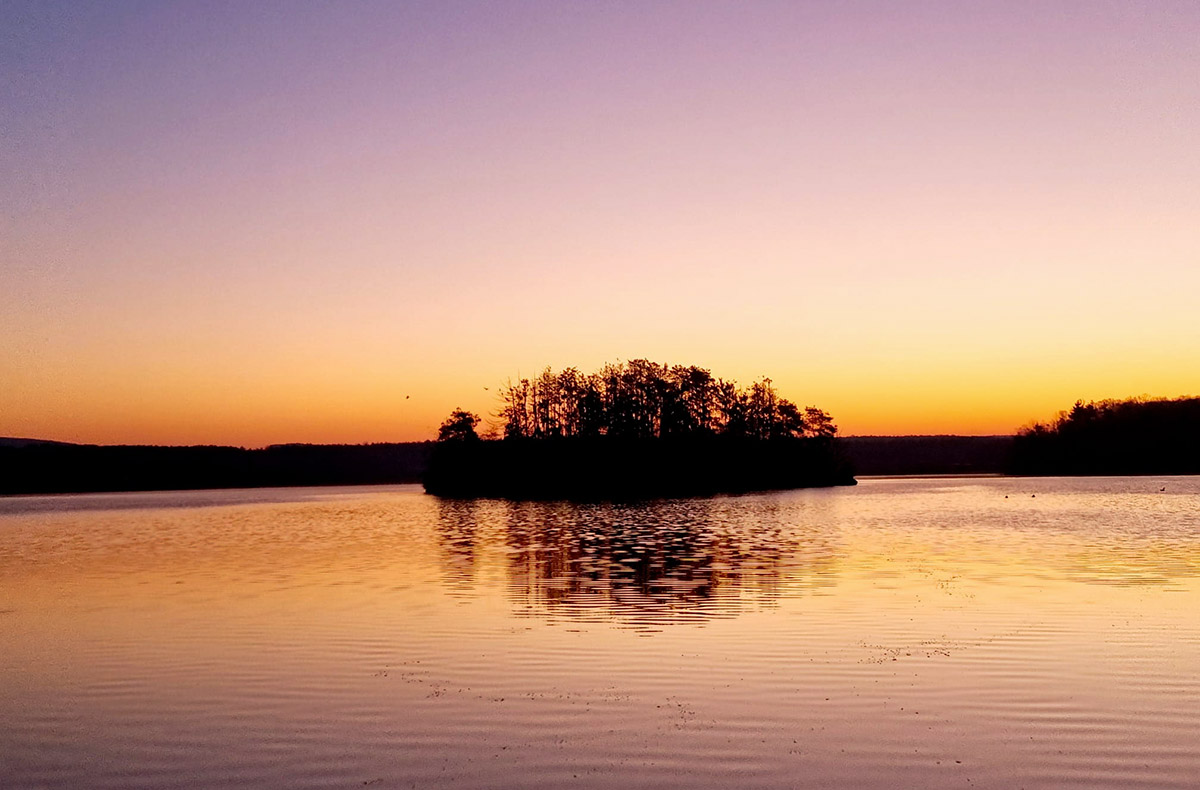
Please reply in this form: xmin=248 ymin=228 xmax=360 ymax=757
xmin=1 ymin=478 xmax=1199 ymax=789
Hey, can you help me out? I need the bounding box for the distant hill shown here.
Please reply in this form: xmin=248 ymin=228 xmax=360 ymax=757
xmin=0 ymin=441 xmax=432 ymax=495
xmin=840 ymin=435 xmax=1013 ymax=476
xmin=0 ymin=437 xmax=78 ymax=448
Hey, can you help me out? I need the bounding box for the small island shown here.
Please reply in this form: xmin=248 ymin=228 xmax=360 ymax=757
xmin=423 ymin=360 xmax=856 ymax=499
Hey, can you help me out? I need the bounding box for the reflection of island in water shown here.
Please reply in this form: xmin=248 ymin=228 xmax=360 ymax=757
xmin=435 ymin=496 xmax=843 ymax=628
xmin=435 ymin=478 xmax=1200 ymax=629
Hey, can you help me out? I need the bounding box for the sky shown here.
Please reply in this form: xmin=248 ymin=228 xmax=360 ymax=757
xmin=3 ymin=0 xmax=1199 ymax=446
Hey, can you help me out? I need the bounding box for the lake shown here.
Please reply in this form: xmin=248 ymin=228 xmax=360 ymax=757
xmin=2 ymin=476 xmax=1198 ymax=789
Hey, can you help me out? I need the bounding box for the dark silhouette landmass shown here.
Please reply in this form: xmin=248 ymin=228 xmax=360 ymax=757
xmin=424 ymin=435 xmax=855 ymax=499
xmin=1010 ymin=396 xmax=1200 ymax=475
xmin=4 ymin=434 xmax=1001 ymax=496
xmin=6 ymin=394 xmax=1193 ymax=497
xmin=0 ymin=442 xmax=430 ymax=495
xmin=841 ymin=435 xmax=1013 ymax=476
xmin=0 ymin=437 xmax=74 ymax=448
xmin=424 ymin=360 xmax=854 ymax=499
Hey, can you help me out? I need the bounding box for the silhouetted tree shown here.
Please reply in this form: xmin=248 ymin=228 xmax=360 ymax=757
xmin=803 ymin=407 xmax=837 ymax=438
xmin=438 ymin=408 xmax=482 ymax=442
xmin=777 ymin=400 xmax=807 ymax=438
xmin=500 ymin=378 xmax=532 ymax=439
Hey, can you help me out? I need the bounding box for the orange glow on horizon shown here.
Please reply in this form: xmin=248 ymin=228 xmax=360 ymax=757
xmin=4 ymin=347 xmax=1196 ymax=447
xmin=4 ymin=3 xmax=1198 ymax=446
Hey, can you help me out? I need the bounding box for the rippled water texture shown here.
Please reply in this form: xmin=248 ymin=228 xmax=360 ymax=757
xmin=2 ymin=477 xmax=1199 ymax=789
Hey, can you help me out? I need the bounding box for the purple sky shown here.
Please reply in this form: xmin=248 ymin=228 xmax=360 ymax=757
xmin=3 ymin=1 xmax=1199 ymax=444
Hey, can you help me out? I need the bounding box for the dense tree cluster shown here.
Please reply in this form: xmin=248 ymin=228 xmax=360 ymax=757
xmin=1011 ymin=395 xmax=1200 ymax=475
xmin=493 ymin=360 xmax=836 ymax=441
xmin=437 ymin=408 xmax=482 ymax=442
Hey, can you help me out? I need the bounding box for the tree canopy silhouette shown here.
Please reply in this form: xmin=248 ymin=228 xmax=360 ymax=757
xmin=426 ymin=361 xmax=854 ymax=499
xmin=437 ymin=408 xmax=482 ymax=442
xmin=1010 ymin=395 xmax=1200 ymax=475
xmin=493 ymin=360 xmax=835 ymax=441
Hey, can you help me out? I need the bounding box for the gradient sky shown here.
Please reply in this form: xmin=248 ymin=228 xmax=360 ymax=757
xmin=3 ymin=1 xmax=1198 ymax=446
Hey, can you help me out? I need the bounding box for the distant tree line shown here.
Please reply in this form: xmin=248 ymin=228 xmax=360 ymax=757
xmin=841 ymin=435 xmax=1014 ymax=476
xmin=0 ymin=442 xmax=431 ymax=495
xmin=491 ymin=360 xmax=836 ymax=442
xmin=1011 ymin=395 xmax=1200 ymax=475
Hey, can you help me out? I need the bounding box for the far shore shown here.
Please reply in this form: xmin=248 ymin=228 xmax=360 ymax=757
xmin=3 ymin=427 xmax=1195 ymax=497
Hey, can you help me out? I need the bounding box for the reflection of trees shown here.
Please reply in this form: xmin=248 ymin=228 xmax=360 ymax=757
xmin=435 ymin=495 xmax=843 ymax=628
xmin=434 ymin=499 xmax=481 ymax=595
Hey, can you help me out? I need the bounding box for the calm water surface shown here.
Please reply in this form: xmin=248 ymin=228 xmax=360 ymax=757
xmin=2 ymin=477 xmax=1198 ymax=789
